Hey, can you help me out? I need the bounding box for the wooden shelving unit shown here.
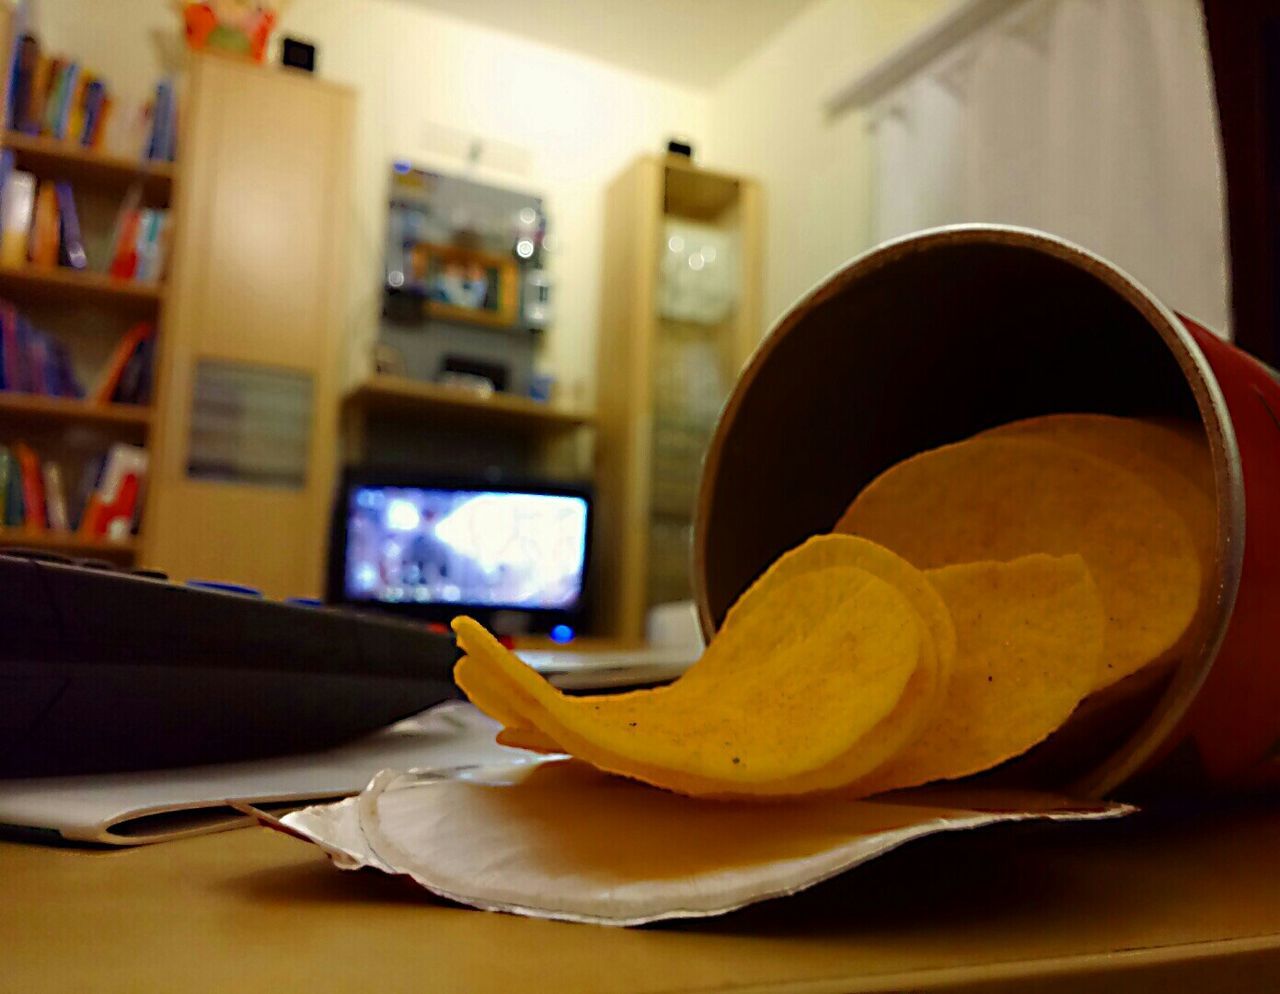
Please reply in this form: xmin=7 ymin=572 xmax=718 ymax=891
xmin=0 ymin=8 xmax=171 ymax=571
xmin=0 ymin=529 xmax=138 ymax=558
xmin=0 ymin=391 xmax=151 ymax=429
xmin=345 ymin=375 xmax=593 ymax=434
xmin=594 ymin=155 xmax=762 ymax=639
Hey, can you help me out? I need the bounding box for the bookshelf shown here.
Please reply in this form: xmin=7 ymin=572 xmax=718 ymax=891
xmin=0 ymin=6 xmax=169 ymax=565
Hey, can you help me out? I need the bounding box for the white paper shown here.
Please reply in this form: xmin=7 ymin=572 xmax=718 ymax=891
xmin=0 ymin=703 xmax=520 ymax=845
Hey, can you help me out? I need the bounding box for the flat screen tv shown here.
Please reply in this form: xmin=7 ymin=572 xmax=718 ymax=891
xmin=328 ymin=469 xmax=591 ymax=634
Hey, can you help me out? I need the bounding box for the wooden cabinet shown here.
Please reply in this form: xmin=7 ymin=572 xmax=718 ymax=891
xmin=143 ymin=55 xmax=353 ymax=597
xmin=594 ymin=156 xmax=762 ymax=640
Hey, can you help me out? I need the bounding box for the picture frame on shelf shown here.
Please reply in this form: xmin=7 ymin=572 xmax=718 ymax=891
xmin=401 ymin=242 xmax=518 ymax=329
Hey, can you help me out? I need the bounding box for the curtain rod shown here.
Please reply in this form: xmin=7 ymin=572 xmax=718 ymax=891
xmin=822 ymin=0 xmax=1030 ymax=118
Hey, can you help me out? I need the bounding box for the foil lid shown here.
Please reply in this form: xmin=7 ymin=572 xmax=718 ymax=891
xmin=262 ymin=757 xmax=1132 ymax=927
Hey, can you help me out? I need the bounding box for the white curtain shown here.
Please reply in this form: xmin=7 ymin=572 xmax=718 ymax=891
xmin=869 ymin=0 xmax=1230 ymax=336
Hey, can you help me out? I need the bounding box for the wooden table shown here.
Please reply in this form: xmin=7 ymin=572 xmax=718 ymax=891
xmin=5 ymin=799 xmax=1280 ymax=992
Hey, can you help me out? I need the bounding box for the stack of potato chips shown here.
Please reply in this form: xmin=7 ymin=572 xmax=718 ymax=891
xmin=454 ymin=414 xmax=1212 ymax=799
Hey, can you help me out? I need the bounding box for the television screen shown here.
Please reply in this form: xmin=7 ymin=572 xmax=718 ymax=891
xmin=342 ymin=485 xmax=589 ymax=610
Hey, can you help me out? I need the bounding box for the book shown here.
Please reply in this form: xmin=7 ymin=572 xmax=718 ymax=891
xmin=80 ymin=443 xmax=146 ymax=539
xmin=0 ymin=148 xmax=13 ymax=212
xmin=93 ymin=322 xmax=152 ymax=403
xmin=9 ymin=33 xmax=37 ymax=133
xmin=65 ymin=69 xmax=90 ymax=144
xmin=70 ymin=451 xmax=103 ymax=532
xmin=40 ymin=57 xmax=66 ymax=136
xmin=54 ymin=181 xmax=87 ymax=270
xmin=42 ymin=461 xmax=68 ymax=532
xmin=50 ymin=61 xmax=79 ymax=140
xmin=28 ymin=179 xmax=59 ymax=267
xmin=112 ymin=332 xmax=154 ymax=405
xmin=106 ymin=182 xmax=142 ymax=279
xmin=0 ymin=446 xmax=10 ymax=526
xmin=3 ymin=444 xmax=22 ymax=526
xmin=0 ymin=170 xmax=35 ymax=267
xmin=89 ymin=93 xmax=112 ymax=149
xmin=26 ymin=326 xmax=50 ymax=394
xmin=1 ymin=305 xmax=24 ymax=392
xmin=13 ymin=440 xmax=45 ymax=531
xmin=80 ymin=78 xmax=105 ymax=147
xmin=24 ymin=52 xmax=50 ymax=136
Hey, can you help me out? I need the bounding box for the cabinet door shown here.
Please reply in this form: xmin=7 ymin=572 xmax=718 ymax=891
xmin=144 ymin=56 xmax=353 ymax=597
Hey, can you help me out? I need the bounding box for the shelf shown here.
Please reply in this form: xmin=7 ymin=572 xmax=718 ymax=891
xmin=0 ymin=529 xmax=137 ymax=558
xmin=2 ymin=130 xmax=174 ymax=202
xmin=0 ymin=392 xmax=151 ymax=429
xmin=345 ymin=376 xmax=593 ymax=434
xmin=0 ymin=265 xmax=163 ymax=312
xmin=664 ymin=157 xmax=742 ymax=220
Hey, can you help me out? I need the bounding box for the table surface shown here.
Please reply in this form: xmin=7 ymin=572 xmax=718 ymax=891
xmin=6 ymin=797 xmax=1280 ymax=993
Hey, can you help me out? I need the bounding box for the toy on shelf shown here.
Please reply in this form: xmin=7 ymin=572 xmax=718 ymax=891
xmin=174 ymin=1 xmax=288 ymax=63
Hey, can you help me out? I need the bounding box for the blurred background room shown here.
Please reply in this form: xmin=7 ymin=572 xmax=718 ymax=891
xmin=0 ymin=0 xmax=1246 ymax=652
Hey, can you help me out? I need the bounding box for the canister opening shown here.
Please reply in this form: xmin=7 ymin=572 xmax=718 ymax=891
xmin=694 ymin=225 xmax=1239 ymax=796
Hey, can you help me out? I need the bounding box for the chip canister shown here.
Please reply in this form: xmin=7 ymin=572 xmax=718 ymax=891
xmin=693 ymin=224 xmax=1280 ymax=796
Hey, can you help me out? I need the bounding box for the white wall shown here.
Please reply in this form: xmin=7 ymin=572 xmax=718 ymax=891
xmin=34 ymin=0 xmax=709 ymax=403
xmin=703 ymin=0 xmax=949 ymax=335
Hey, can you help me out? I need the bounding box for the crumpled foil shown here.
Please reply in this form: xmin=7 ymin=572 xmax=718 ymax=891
xmin=259 ymin=756 xmax=1132 ymax=927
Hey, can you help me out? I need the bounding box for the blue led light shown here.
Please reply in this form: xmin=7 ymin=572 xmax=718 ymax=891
xmin=550 ymin=624 xmax=574 ymax=644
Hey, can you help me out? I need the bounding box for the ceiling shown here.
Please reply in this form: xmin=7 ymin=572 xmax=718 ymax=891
xmin=400 ymin=0 xmax=818 ymax=89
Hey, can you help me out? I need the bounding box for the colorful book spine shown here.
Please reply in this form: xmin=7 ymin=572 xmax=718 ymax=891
xmin=92 ymin=322 xmax=152 ymax=403
xmin=28 ymin=180 xmax=59 ymax=267
xmin=13 ymin=440 xmax=45 ymax=531
xmin=3 ymin=445 xmax=22 ymax=526
xmin=81 ymin=443 xmax=146 ymax=539
xmin=65 ymin=69 xmax=89 ymax=144
xmin=0 ymin=446 xmax=9 ymax=526
xmin=0 ymin=170 xmax=35 ymax=267
xmin=80 ymin=78 xmax=105 ymax=147
xmin=40 ymin=57 xmax=66 ymax=136
xmin=2 ymin=306 xmax=24 ymax=392
xmin=42 ymin=461 xmax=68 ymax=532
xmin=54 ymin=181 xmax=86 ymax=270
xmin=25 ymin=53 xmax=48 ymax=135
xmin=9 ymin=33 xmax=37 ymax=132
xmin=50 ymin=61 xmax=79 ymax=139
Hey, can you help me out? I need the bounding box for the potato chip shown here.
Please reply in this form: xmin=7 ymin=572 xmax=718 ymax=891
xmin=496 ymin=725 xmax=564 ymax=754
xmin=1138 ymin=415 xmax=1215 ymax=498
xmin=690 ymin=535 xmax=953 ymax=795
xmin=454 ymin=559 xmax=927 ymax=795
xmin=980 ymin=413 xmax=1215 ymax=597
xmin=835 ymin=435 xmax=1200 ymax=688
xmin=460 ymin=536 xmax=952 ymax=795
xmin=855 ymin=554 xmax=1106 ymax=793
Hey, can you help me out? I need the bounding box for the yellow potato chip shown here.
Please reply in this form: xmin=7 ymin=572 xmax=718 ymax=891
xmin=835 ymin=435 xmax=1200 ymax=688
xmin=692 ymin=535 xmax=953 ymax=795
xmin=454 ymin=561 xmax=926 ymax=795
xmin=496 ymin=725 xmax=564 ymax=754
xmin=856 ymin=554 xmax=1106 ymax=792
xmin=1138 ymin=415 xmax=1215 ymax=498
xmin=455 ymin=653 xmax=537 ymax=731
xmin=981 ymin=413 xmax=1215 ymax=596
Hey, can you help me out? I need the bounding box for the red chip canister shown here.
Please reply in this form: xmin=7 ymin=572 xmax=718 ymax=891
xmin=693 ymin=225 xmax=1280 ymax=797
